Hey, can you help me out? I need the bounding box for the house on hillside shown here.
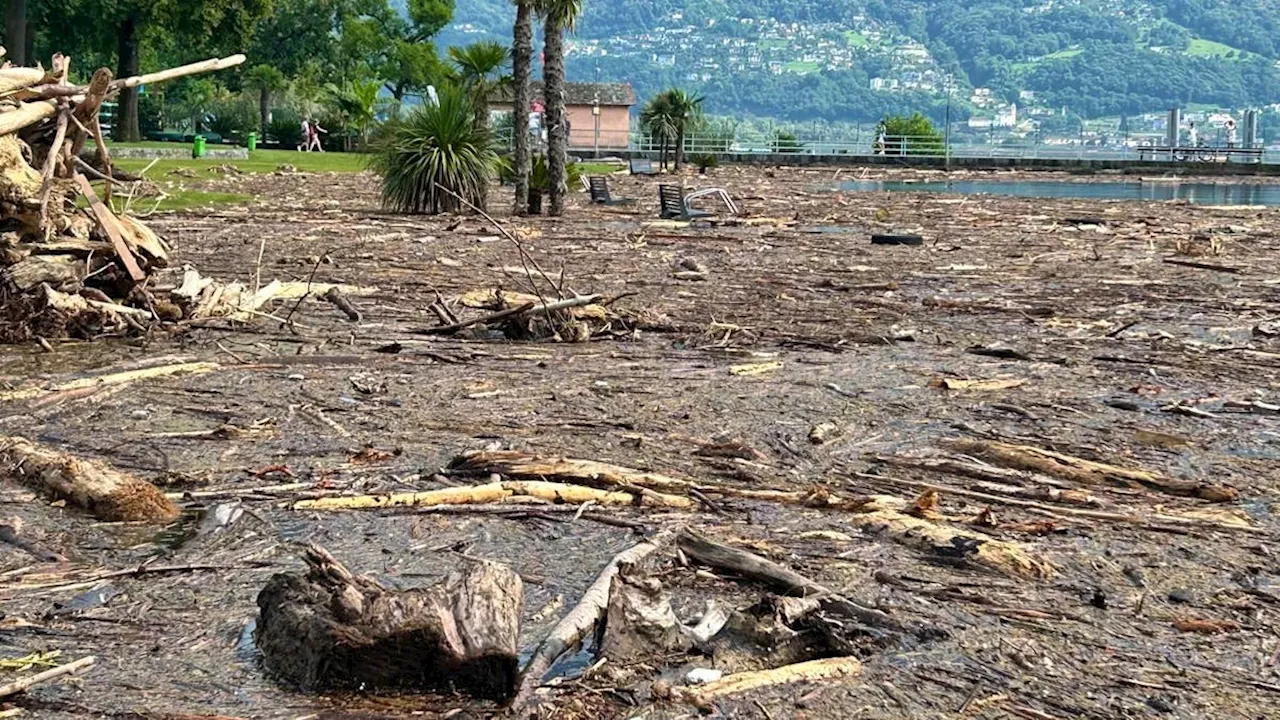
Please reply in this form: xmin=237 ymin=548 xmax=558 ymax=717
xmin=490 ymin=82 xmax=637 ymax=149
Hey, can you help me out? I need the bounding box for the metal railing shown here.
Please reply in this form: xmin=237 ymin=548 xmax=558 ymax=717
xmin=493 ymin=128 xmax=1280 ymax=164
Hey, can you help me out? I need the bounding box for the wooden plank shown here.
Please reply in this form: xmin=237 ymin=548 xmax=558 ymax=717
xmin=72 ymin=173 xmax=145 ymax=282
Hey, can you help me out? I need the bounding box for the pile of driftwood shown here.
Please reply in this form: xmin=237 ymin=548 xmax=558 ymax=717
xmin=0 ymin=51 xmax=244 ymax=343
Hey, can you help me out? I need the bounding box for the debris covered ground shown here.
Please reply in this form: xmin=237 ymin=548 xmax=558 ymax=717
xmin=0 ymin=165 xmax=1277 ymax=720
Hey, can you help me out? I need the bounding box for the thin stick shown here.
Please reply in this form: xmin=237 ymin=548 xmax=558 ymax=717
xmin=0 ymin=655 xmax=95 ymax=698
xmin=37 ymin=107 xmax=70 ymax=231
xmin=432 ymin=183 xmax=564 ymax=301
xmin=509 ymin=531 xmax=672 ymax=714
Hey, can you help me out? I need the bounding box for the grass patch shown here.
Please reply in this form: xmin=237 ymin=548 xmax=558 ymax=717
xmin=1186 ymin=38 xmax=1242 ymax=58
xmin=137 ymin=189 xmax=256 ymax=212
xmin=103 ymin=143 xmax=368 ymax=176
xmin=783 ymin=60 xmax=821 ymax=74
xmin=760 ymin=38 xmax=787 ymax=50
xmin=576 ymin=162 xmax=622 ymax=175
xmin=844 ymin=31 xmax=868 ymax=48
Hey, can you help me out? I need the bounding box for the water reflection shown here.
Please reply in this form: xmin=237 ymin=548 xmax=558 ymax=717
xmin=838 ymin=180 xmax=1280 ymax=206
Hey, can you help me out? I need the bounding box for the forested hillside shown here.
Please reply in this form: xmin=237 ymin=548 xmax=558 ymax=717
xmin=440 ymin=0 xmax=1280 ymax=121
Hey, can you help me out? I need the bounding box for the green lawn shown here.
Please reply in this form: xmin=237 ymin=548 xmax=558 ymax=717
xmin=106 ymin=145 xmax=369 ymax=176
xmin=844 ymin=31 xmax=868 ymax=48
xmin=1186 ymin=38 xmax=1242 ymax=58
xmin=783 ymin=60 xmax=821 ymax=74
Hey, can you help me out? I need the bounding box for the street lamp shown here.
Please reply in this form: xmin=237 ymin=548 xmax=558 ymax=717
xmin=592 ymin=95 xmax=600 ymax=156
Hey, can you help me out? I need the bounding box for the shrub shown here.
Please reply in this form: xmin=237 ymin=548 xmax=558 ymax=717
xmin=207 ymin=96 xmax=257 ymax=140
xmin=690 ymin=153 xmax=718 ymax=172
xmin=268 ymin=109 xmax=304 ymax=148
xmin=881 ymin=113 xmax=944 ymax=156
xmin=370 ymin=85 xmax=497 ymax=214
xmin=774 ymin=129 xmax=803 ymax=153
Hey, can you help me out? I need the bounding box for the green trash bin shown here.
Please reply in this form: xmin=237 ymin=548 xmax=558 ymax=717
xmin=246 ymin=132 xmax=257 ymax=152
xmin=192 ymin=135 xmax=207 ymax=158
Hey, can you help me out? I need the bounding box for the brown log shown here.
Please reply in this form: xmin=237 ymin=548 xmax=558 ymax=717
xmin=0 ymin=435 xmax=179 ymax=521
xmin=677 ymin=529 xmax=905 ymax=631
xmin=599 ymin=567 xmax=693 ymax=664
xmin=849 ymin=507 xmax=1055 ymax=580
xmin=2 ymin=254 xmax=82 ymax=291
xmin=69 ymin=68 xmax=112 ymax=158
xmin=0 ymin=100 xmax=56 ymax=136
xmin=944 ymin=439 xmax=1238 ymax=502
xmin=109 ymin=55 xmax=247 ymax=94
xmin=0 ymin=67 xmax=49 ymax=95
xmin=255 ymin=543 xmax=521 ymax=700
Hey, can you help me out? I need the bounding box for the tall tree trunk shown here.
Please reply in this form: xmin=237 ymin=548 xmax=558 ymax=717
xmin=259 ymin=88 xmax=271 ymax=135
xmin=114 ymin=15 xmax=142 ymax=143
xmin=5 ymin=0 xmax=27 ymax=67
xmin=543 ymin=18 xmax=567 ymax=217
xmin=675 ymin=127 xmax=685 ymax=171
xmin=511 ymin=0 xmax=532 ymax=216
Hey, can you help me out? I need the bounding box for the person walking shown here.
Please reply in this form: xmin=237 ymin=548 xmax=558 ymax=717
xmin=1225 ymin=117 xmax=1237 ymax=148
xmin=1188 ymin=120 xmax=1198 ymax=147
xmin=298 ymin=118 xmax=310 ymax=152
xmin=307 ymin=119 xmax=327 ymax=152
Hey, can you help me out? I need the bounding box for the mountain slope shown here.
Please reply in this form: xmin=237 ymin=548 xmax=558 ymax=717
xmin=439 ymin=0 xmax=1280 ymax=121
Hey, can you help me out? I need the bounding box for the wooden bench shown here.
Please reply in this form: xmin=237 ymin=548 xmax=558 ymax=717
xmin=1138 ymin=145 xmax=1264 ymax=163
xmin=629 ymin=158 xmax=658 ymax=175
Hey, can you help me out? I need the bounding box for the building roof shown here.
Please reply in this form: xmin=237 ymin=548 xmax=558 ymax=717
xmin=491 ymin=82 xmax=636 ymax=107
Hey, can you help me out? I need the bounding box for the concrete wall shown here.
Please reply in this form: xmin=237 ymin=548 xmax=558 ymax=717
xmin=571 ymin=149 xmax=1280 ymax=176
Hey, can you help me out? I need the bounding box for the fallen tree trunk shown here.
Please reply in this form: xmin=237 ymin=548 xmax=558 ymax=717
xmin=256 ymin=544 xmax=522 ymax=700
xmin=292 ymin=479 xmax=696 ymax=511
xmin=677 ymin=529 xmax=905 ymax=631
xmin=944 ymin=439 xmax=1238 ymax=502
xmin=451 ymin=451 xmax=871 ymax=510
xmin=0 ymin=435 xmax=178 ymax=521
xmin=849 ymin=507 xmax=1055 ymax=580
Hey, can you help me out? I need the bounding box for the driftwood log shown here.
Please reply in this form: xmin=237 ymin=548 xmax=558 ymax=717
xmin=0 ymin=435 xmax=177 ymax=521
xmin=255 ymin=544 xmax=522 ymax=701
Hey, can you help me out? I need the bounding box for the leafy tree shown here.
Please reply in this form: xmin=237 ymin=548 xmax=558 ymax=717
xmin=245 ymin=64 xmax=288 ymax=135
xmin=340 ymin=0 xmax=455 ymax=106
xmin=882 ymin=112 xmax=943 ymax=155
xmin=537 ymin=0 xmax=582 ymax=217
xmin=449 ymin=41 xmax=510 ymax=130
xmin=371 ymin=84 xmax=497 ymax=214
xmin=325 ymin=79 xmax=381 ymax=150
xmin=510 ymin=0 xmax=535 ymax=215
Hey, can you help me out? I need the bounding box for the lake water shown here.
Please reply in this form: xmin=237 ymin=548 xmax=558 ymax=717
xmin=837 ymin=179 xmax=1280 ymax=206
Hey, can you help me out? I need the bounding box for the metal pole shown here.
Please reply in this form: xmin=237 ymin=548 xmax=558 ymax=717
xmin=944 ymin=76 xmax=952 ymax=171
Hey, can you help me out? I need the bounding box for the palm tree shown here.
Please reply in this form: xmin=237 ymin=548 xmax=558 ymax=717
xmin=510 ymin=0 xmax=534 ymax=215
xmin=324 ymin=79 xmax=381 ymax=151
xmin=371 ymin=85 xmax=497 ymax=215
xmin=245 ymin=65 xmax=288 ymax=138
xmin=537 ymin=0 xmax=582 ymax=217
xmin=641 ymin=89 xmax=704 ymax=171
xmin=448 ymin=41 xmax=510 ymax=131
xmin=640 ymin=92 xmax=676 ymax=171
xmin=664 ymin=89 xmax=704 ymax=171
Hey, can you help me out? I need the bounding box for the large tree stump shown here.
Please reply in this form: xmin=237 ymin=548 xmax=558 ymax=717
xmin=255 ymin=544 xmax=522 ymax=701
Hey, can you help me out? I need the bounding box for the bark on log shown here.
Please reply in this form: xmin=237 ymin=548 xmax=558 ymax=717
xmin=292 ymin=480 xmax=696 ymax=511
xmin=944 ymin=439 xmax=1238 ymax=502
xmin=599 ymin=568 xmax=693 ymax=664
xmin=509 ymin=532 xmax=671 ymax=714
xmin=849 ymin=507 xmax=1055 ymax=580
xmin=3 ymin=253 xmax=82 ymax=291
xmin=677 ymin=530 xmax=905 ymax=632
xmin=255 ymin=544 xmax=521 ymax=700
xmin=0 ymin=435 xmax=178 ymax=521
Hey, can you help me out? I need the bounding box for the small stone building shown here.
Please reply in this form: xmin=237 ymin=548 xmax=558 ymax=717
xmin=490 ymin=82 xmax=636 ymax=150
